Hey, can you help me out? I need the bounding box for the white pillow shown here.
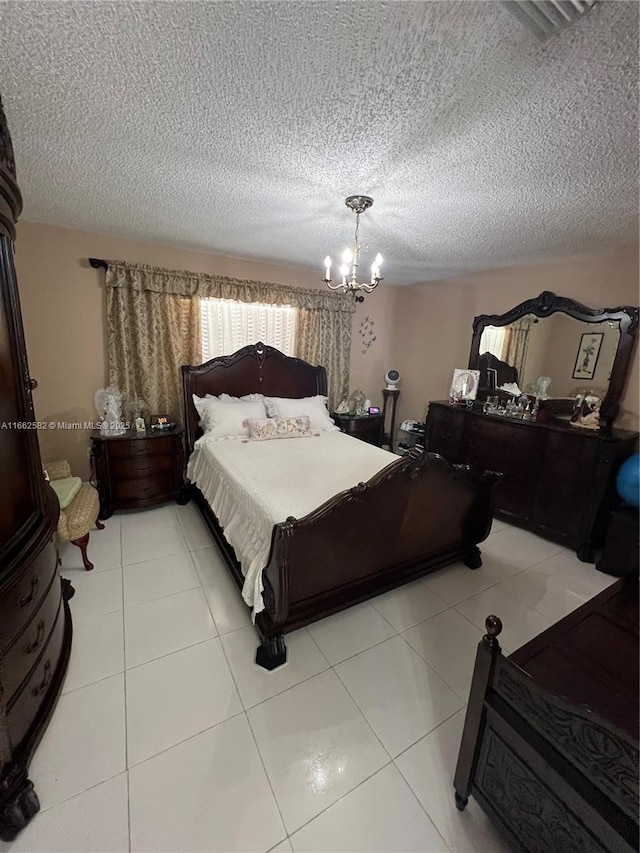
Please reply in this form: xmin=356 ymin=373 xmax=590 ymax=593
xmin=265 ymin=395 xmax=338 ymax=431
xmin=193 ymin=393 xmax=265 ymax=427
xmin=193 ymin=396 xmax=266 ymax=438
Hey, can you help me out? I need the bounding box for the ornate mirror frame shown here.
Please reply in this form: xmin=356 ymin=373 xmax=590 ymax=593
xmin=468 ymin=291 xmax=639 ymax=426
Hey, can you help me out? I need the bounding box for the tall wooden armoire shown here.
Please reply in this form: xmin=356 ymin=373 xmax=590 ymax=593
xmin=0 ymin=98 xmax=73 ymax=840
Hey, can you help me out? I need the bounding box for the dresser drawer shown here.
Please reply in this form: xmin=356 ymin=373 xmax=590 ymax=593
xmin=108 ymin=435 xmax=175 ymax=458
xmin=1 ymin=577 xmax=62 ymax=701
xmin=0 ymin=538 xmax=58 ymax=651
xmin=109 ymin=453 xmax=174 ymax=481
xmin=7 ymin=600 xmax=66 ymax=750
xmin=111 ymin=472 xmax=177 ymax=502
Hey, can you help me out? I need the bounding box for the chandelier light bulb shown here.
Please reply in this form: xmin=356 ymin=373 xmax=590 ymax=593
xmin=322 ymin=195 xmax=384 ymax=298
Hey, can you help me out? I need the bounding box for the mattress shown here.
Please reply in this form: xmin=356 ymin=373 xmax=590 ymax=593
xmin=187 ymin=431 xmax=396 ymax=617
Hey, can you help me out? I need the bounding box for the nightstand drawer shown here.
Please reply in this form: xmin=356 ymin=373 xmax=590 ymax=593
xmin=108 ymin=435 xmax=175 ymax=458
xmin=112 ymin=473 xmax=177 ymax=503
xmin=109 ymin=454 xmax=174 ymax=481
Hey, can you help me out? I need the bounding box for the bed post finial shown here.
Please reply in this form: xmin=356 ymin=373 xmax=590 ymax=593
xmin=483 ymin=615 xmax=503 ymax=651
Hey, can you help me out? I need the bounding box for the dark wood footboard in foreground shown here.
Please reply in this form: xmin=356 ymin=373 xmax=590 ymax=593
xmin=191 ymin=449 xmax=500 ymax=669
xmin=454 ymin=578 xmax=639 ymax=853
xmin=182 ymin=343 xmax=501 ymax=668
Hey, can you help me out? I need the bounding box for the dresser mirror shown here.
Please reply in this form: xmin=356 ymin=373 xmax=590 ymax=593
xmin=468 ymin=291 xmax=639 ymax=426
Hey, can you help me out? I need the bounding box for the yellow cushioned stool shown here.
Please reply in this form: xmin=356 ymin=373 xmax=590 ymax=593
xmin=45 ymin=460 xmax=104 ymax=570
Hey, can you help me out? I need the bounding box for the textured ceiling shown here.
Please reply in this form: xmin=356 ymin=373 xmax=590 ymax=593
xmin=0 ymin=0 xmax=637 ymax=284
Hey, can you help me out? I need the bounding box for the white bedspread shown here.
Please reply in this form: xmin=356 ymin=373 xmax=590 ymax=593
xmin=187 ymin=432 xmax=396 ymax=617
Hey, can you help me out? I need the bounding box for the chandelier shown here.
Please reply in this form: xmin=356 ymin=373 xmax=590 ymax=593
xmin=323 ymin=195 xmax=383 ymax=298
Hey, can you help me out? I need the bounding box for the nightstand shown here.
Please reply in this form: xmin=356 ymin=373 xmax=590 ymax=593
xmin=90 ymin=427 xmax=186 ymax=518
xmin=332 ymin=413 xmax=384 ymax=446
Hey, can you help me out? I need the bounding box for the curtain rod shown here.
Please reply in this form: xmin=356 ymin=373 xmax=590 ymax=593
xmin=89 ymin=257 xmax=108 ymax=270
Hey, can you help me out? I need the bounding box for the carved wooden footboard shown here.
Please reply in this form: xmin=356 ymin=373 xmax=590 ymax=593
xmin=254 ymin=451 xmax=500 ymax=667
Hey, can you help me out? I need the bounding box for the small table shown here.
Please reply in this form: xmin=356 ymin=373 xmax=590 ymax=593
xmin=331 ymin=413 xmax=384 ymax=447
xmin=90 ymin=426 xmax=186 ymax=517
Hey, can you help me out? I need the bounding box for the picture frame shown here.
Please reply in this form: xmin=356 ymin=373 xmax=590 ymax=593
xmin=449 ymin=368 xmax=480 ymax=401
xmin=572 ymin=333 xmax=604 ymax=381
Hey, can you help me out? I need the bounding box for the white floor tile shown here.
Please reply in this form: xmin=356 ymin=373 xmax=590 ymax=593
xmin=119 ymin=505 xmax=179 ymax=534
xmin=124 ymin=586 xmax=216 ymax=668
xmin=370 ymin=579 xmax=448 ymax=632
xmin=489 ymin=517 xmax=509 ymax=533
xmin=307 ymin=603 xmax=396 ymax=665
xmin=222 ymin=626 xmax=328 ymax=709
xmin=6 ymin=774 xmax=129 ymax=853
xmin=129 ymin=714 xmax=285 ymax=853
xmin=480 ymin=524 xmax=566 ymax=572
xmin=269 ymin=841 xmax=293 ymax=853
xmin=59 ymin=529 xmax=121 ymax=572
xmin=456 ymin=585 xmax=553 ymax=655
xmin=424 ymin=554 xmax=518 ymax=607
xmin=335 ymin=636 xmax=464 ymax=757
xmin=126 ymin=638 xmax=242 ymax=766
xmin=403 ymin=610 xmax=483 ymax=700
xmin=193 ymin=547 xmax=253 ymax=634
xmin=179 ymin=512 xmax=215 ymax=550
xmin=29 ymin=674 xmax=126 ymax=811
xmin=63 ymin=566 xmax=122 ymax=617
xmin=123 ymin=550 xmax=200 ymax=607
xmin=396 ymin=711 xmax=511 ymax=853
xmin=248 ymin=670 xmax=388 ymax=833
xmin=63 ymin=610 xmax=124 ymax=693
xmin=122 ymin=523 xmax=187 ymax=566
xmin=497 ymin=554 xmax=613 ymax=623
xmin=290 ymin=763 xmax=448 ymax=852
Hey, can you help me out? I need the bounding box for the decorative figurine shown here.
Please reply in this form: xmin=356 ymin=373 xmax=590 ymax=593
xmin=94 ymin=386 xmax=126 ymax=436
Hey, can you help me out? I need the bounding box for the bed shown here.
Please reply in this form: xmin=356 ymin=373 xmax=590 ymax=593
xmin=454 ymin=577 xmax=639 ymax=853
xmin=182 ymin=342 xmax=501 ymax=669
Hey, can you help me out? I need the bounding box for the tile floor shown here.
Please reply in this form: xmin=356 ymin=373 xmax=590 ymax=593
xmin=2 ymin=505 xmax=616 ymax=853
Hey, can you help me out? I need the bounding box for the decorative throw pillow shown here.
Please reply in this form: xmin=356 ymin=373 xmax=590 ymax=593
xmin=244 ymin=416 xmax=315 ymax=441
xmin=193 ymin=396 xmax=267 ymax=438
xmin=264 ymin=395 xmax=338 ymax=431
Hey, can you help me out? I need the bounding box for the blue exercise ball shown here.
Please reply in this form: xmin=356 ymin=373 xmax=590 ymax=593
xmin=616 ymin=453 xmax=640 ymax=508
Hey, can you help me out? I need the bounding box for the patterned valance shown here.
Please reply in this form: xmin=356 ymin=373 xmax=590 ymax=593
xmin=104 ymin=261 xmax=355 ymax=315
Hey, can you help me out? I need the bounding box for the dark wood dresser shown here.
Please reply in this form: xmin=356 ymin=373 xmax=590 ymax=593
xmin=455 ymin=578 xmax=639 ymax=853
xmin=91 ymin=427 xmax=185 ymax=517
xmin=332 ymin=412 xmax=384 ymax=446
xmin=0 ymin=98 xmax=73 ymax=841
xmin=425 ymin=401 xmax=638 ymax=560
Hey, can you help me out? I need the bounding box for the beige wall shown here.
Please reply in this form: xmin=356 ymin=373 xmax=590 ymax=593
xmin=391 ymin=245 xmax=640 ymax=434
xmin=14 ymin=221 xmax=394 ymax=478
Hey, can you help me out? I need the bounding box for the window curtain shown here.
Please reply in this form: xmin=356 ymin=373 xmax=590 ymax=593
xmin=105 ymin=261 xmax=354 ymax=418
xmin=105 ymin=282 xmax=202 ymax=424
xmin=502 ymin=317 xmax=534 ymax=383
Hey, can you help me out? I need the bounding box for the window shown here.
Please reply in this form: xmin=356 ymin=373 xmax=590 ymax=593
xmin=200 ymin=298 xmax=297 ymax=361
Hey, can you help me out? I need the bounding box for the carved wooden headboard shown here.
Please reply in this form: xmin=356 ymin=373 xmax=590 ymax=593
xmin=181 ymin=342 xmax=327 ymax=455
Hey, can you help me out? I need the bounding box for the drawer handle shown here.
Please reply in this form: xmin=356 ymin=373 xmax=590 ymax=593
xmin=136 ymin=466 xmax=151 ymax=474
xmin=32 ymin=660 xmax=52 ymax=697
xmin=139 ymin=485 xmax=152 ymax=492
xmin=24 ymin=620 xmax=45 ymax=655
xmin=18 ymin=576 xmax=40 ymax=608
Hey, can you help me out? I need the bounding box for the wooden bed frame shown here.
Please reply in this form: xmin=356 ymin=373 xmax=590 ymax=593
xmin=182 ymin=342 xmax=501 ymax=669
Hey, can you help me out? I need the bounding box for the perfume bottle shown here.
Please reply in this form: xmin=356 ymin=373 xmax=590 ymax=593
xmin=530 ymin=399 xmax=539 ymax=422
